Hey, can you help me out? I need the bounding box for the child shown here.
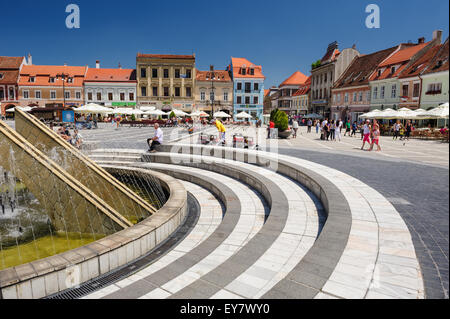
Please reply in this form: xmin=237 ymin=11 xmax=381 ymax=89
xmin=399 ymin=126 xmax=405 ymax=140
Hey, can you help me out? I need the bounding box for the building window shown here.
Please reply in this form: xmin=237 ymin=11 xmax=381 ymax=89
xmin=35 ymin=91 xmax=41 ymax=99
xmin=163 ymin=69 xmax=169 ymax=78
xmin=391 ymin=66 xmax=396 ymax=74
xmin=402 ymin=84 xmax=409 ymax=97
xmin=253 ymin=96 xmax=259 ymax=104
xmin=224 ymin=92 xmax=228 ymax=101
xmin=108 ymin=92 xmax=113 ymax=101
xmin=141 ymin=87 xmax=147 ymax=97
xmin=210 ymin=91 xmax=215 ymax=101
xmin=0 ymin=88 xmax=4 ymax=100
xmin=152 ymin=68 xmax=158 ymax=78
xmin=254 ymin=83 xmax=259 ymax=91
xmin=97 ymin=92 xmax=102 ymax=101
xmin=200 ymin=92 xmax=205 ymax=101
xmin=49 ymin=77 xmax=55 ymax=83
xmin=380 ymin=86 xmax=385 ymax=99
xmin=373 ymin=87 xmax=378 ymax=99
xmin=337 ymin=94 xmax=341 ymax=103
xmin=359 ymin=92 xmax=363 ymax=102
xmin=120 ymin=93 xmax=125 ymax=101
xmin=324 ymin=88 xmax=327 ymax=98
xmin=164 ymin=87 xmax=169 ymax=97
xmin=152 ymin=87 xmax=158 ymax=97
xmin=241 ymin=68 xmax=246 ymax=76
xmin=245 ymin=83 xmax=251 ymax=93
xmin=129 ymin=92 xmax=134 ymax=101
xmin=249 ymin=68 xmax=254 ymax=75
xmin=237 ymin=83 xmax=242 ymax=91
xmin=366 ymin=91 xmax=371 ymax=101
xmin=65 ymin=91 xmax=71 ymax=99
xmin=29 ymin=77 xmax=35 ymax=83
xmin=8 ymin=87 xmax=15 ymax=100
xmin=245 ymin=96 xmax=250 ymax=104
xmin=413 ymin=83 xmax=420 ymax=97
xmin=391 ymin=85 xmax=396 ymax=98
xmin=175 ymin=87 xmax=181 ymax=97
xmin=88 ymin=92 xmax=93 ymax=101
xmin=141 ymin=68 xmax=147 ymax=78
xmin=186 ymin=87 xmax=192 ymax=97
xmin=237 ymin=96 xmax=242 ymax=104
xmin=186 ymin=69 xmax=192 ymax=79
xmin=324 ymin=73 xmax=327 ymax=83
xmin=50 ymin=91 xmax=56 ymax=99
xmin=23 ymin=90 xmax=29 ymax=99
xmin=344 ymin=93 xmax=348 ymax=103
xmin=175 ymin=69 xmax=180 ymax=78
xmin=427 ymin=83 xmax=442 ymax=94
xmin=75 ymin=91 xmax=81 ymax=100
xmin=67 ymin=78 xmax=73 ymax=84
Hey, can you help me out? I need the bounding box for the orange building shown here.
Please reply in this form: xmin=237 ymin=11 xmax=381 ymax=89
xmin=18 ymin=65 xmax=88 ymax=108
xmin=0 ymin=56 xmax=27 ymax=115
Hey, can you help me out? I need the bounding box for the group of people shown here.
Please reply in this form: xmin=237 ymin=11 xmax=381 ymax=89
xmin=51 ymin=123 xmax=83 ymax=149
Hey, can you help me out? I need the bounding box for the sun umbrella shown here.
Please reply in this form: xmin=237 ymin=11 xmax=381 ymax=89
xmin=375 ymin=108 xmax=398 ymax=119
xmin=213 ymin=111 xmax=231 ymax=118
xmin=172 ymin=109 xmax=188 ymax=117
xmin=360 ymin=109 xmax=382 ymax=119
xmin=236 ymin=111 xmax=252 ymax=119
xmin=75 ymin=103 xmax=113 ymax=114
xmin=417 ymin=105 xmax=449 ymax=119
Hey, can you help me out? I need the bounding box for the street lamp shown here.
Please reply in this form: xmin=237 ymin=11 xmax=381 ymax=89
xmin=210 ymin=65 xmax=215 ymax=116
xmin=56 ymin=73 xmax=69 ymax=108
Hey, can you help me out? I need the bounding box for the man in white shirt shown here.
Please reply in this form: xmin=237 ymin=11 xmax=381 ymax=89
xmin=148 ymin=123 xmax=163 ymax=152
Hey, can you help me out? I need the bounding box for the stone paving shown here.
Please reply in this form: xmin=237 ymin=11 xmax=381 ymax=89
xmin=4 ymin=120 xmax=446 ymax=299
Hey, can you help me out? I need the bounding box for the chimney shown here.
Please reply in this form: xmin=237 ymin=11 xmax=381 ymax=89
xmin=27 ymin=53 xmax=32 ymax=65
xmin=352 ymin=44 xmax=356 ymax=50
xmin=118 ymin=62 xmax=122 ymax=69
xmin=64 ymin=63 xmax=67 ymax=66
xmin=96 ymin=60 xmax=100 ymax=69
xmin=418 ymin=37 xmax=425 ymax=44
xmin=433 ymin=30 xmax=443 ymax=43
xmin=210 ymin=65 xmax=214 ymax=72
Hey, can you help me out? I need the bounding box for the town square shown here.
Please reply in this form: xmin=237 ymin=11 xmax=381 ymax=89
xmin=0 ymin=0 xmax=448 ymax=307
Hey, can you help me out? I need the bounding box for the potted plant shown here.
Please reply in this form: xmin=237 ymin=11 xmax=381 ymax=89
xmin=272 ymin=109 xmax=292 ymax=139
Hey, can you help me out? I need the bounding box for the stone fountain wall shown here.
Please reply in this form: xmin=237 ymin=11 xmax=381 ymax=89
xmin=14 ymin=109 xmax=155 ymax=218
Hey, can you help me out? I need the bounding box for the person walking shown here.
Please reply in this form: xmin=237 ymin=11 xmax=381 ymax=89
xmin=147 ymin=123 xmax=164 ymax=152
xmin=215 ymin=119 xmax=226 ymax=145
xmin=267 ymin=120 xmax=275 ymax=139
xmin=307 ymin=119 xmax=312 ymax=133
xmin=292 ymin=119 xmax=299 ymax=138
xmin=344 ymin=120 xmax=351 ymax=136
xmin=405 ymin=120 xmax=412 ymax=141
xmin=393 ymin=120 xmax=401 ymax=140
xmin=351 ymin=121 xmax=357 ymax=137
xmin=330 ymin=120 xmax=336 ymax=141
xmin=315 ymin=120 xmax=320 ymax=134
xmin=336 ymin=119 xmax=343 ymax=141
xmin=361 ymin=120 xmax=372 ymax=150
xmin=369 ymin=123 xmax=381 ymax=151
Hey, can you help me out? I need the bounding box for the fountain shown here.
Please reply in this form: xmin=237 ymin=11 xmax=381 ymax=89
xmin=0 ymin=113 xmax=187 ymax=299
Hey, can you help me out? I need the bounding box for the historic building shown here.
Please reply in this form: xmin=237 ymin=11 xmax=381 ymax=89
xmin=194 ymin=66 xmax=233 ymax=115
xmin=331 ymin=46 xmax=398 ymax=122
xmin=277 ymin=71 xmax=308 ymax=115
xmin=18 ymin=64 xmax=87 ymax=108
xmin=292 ymin=76 xmax=311 ymax=116
xmin=136 ymin=54 xmax=195 ymax=112
xmin=419 ymin=36 xmax=449 ymax=110
xmin=0 ymin=55 xmax=28 ymax=115
xmin=228 ymin=57 xmax=265 ymax=121
xmin=84 ymin=61 xmax=137 ymax=108
xmin=369 ymin=31 xmax=442 ymax=111
xmin=310 ymin=42 xmax=360 ymax=118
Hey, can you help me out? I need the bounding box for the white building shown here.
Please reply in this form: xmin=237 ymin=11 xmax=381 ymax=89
xmin=84 ymin=61 xmax=137 ymax=108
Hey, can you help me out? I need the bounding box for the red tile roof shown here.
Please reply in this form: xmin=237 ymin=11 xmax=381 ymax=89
xmin=137 ymin=53 xmax=195 ymax=60
xmin=293 ymin=76 xmax=311 ymax=96
xmin=399 ymin=44 xmax=442 ymax=78
xmin=279 ymin=71 xmax=308 ymax=87
xmin=0 ymin=56 xmax=24 ymax=69
xmin=334 ymin=46 xmax=398 ymax=88
xmin=379 ymin=42 xmax=429 ymax=67
xmin=422 ymin=38 xmax=449 ymax=75
xmin=196 ymin=69 xmax=231 ymax=82
xmin=264 ymin=89 xmax=270 ymax=97
xmin=19 ymin=65 xmax=87 ymax=87
xmin=231 ymin=57 xmax=265 ymax=79
xmin=85 ymin=68 xmax=136 ymax=82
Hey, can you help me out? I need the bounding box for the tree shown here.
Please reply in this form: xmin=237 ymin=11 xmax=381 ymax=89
xmin=311 ymin=60 xmax=322 ymax=70
xmin=169 ymin=111 xmax=176 ymax=118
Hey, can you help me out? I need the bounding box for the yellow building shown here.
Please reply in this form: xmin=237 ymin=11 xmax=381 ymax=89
xmin=194 ymin=67 xmax=233 ymax=114
xmin=136 ymin=54 xmax=196 ymax=112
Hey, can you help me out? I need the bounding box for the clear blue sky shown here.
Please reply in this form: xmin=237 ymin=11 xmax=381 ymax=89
xmin=1 ymin=0 xmax=448 ymax=87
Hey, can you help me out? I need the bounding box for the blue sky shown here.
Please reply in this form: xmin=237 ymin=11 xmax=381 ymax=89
xmin=1 ymin=0 xmax=448 ymax=87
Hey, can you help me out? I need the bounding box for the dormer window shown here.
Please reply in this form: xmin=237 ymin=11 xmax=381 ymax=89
xmin=67 ymin=77 xmax=73 ymax=83
xmin=377 ymin=70 xmax=382 ymax=77
xmin=0 ymin=73 xmax=3 ymax=80
xmin=241 ymin=68 xmax=246 ymax=75
xmin=49 ymin=77 xmax=55 ymax=83
xmin=29 ymin=76 xmax=35 ymax=83
xmin=249 ymin=68 xmax=254 ymax=75
xmin=391 ymin=66 xmax=396 ymax=74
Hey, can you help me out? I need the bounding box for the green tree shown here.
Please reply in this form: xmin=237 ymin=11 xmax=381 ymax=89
xmin=169 ymin=111 xmax=176 ymax=118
